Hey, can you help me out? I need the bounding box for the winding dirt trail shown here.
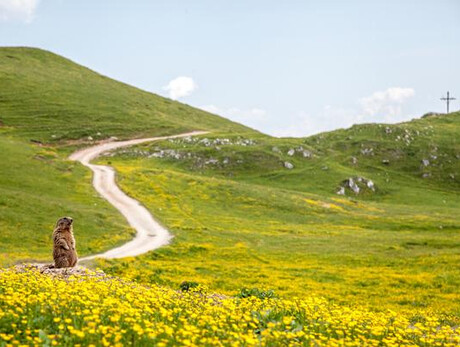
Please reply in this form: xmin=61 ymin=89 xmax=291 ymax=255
xmin=69 ymin=131 xmax=208 ymax=260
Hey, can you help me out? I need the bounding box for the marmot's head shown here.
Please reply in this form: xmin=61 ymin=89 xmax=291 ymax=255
xmin=55 ymin=217 xmax=73 ymax=231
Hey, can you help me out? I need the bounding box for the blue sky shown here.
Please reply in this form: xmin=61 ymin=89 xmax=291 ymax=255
xmin=1 ymin=0 xmax=459 ymax=136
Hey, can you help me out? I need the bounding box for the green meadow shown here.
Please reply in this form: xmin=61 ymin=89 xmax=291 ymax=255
xmin=1 ymin=47 xmax=459 ymax=321
xmin=0 ymin=47 xmax=252 ymax=264
xmin=95 ymin=114 xmax=460 ymax=316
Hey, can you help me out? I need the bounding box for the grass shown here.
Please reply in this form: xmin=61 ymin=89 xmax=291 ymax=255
xmin=0 ymin=46 xmax=254 ymax=265
xmin=94 ymin=113 xmax=460 ymax=317
xmin=0 ymin=47 xmax=254 ymax=143
xmin=1 ymin=46 xmax=459 ymax=342
xmin=1 ymin=267 xmax=459 ymax=346
xmin=0 ymin=133 xmax=134 ymax=264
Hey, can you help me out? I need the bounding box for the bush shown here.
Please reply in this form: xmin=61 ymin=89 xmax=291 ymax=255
xmin=179 ymin=281 xmax=200 ymax=292
xmin=236 ymin=288 xmax=276 ymax=300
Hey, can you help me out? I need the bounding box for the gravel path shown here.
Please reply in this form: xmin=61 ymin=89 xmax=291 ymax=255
xmin=69 ymin=131 xmax=208 ymax=260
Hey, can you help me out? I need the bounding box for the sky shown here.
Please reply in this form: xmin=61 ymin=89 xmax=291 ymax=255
xmin=1 ymin=0 xmax=460 ymax=137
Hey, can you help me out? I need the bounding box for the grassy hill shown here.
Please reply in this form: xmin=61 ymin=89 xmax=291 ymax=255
xmin=0 ymin=47 xmax=255 ymax=263
xmin=1 ymin=46 xmax=459 ymax=332
xmin=0 ymin=47 xmax=254 ymax=142
xmin=94 ymin=112 xmax=460 ymax=317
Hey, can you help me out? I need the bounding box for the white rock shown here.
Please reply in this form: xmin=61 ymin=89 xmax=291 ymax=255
xmin=422 ymin=159 xmax=430 ymax=167
xmin=287 ymin=149 xmax=295 ymax=156
xmin=361 ymin=148 xmax=373 ymax=155
xmin=367 ymin=180 xmax=375 ymax=191
xmin=303 ymin=150 xmax=312 ymax=158
xmin=284 ymin=162 xmax=294 ymax=169
xmin=337 ymin=187 xmax=345 ymax=195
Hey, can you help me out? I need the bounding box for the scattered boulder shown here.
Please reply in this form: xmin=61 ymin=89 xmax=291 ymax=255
xmin=421 ymin=159 xmax=430 ymax=167
xmin=87 ymin=136 xmax=93 ymax=141
xmin=272 ymin=146 xmax=281 ymax=153
xmin=302 ymin=150 xmax=312 ymax=158
xmin=205 ymin=158 xmax=219 ymax=165
xmin=287 ymin=149 xmax=295 ymax=156
xmin=361 ymin=148 xmax=374 ymax=156
xmin=336 ymin=176 xmax=376 ymax=196
xmin=385 ymin=127 xmax=392 ymax=134
xmin=284 ymin=162 xmax=294 ymax=169
xmin=382 ymin=159 xmax=390 ymax=165
xmin=422 ymin=112 xmax=443 ymax=118
xmin=351 ymin=157 xmax=358 ymax=165
xmin=15 ymin=263 xmax=107 ymax=280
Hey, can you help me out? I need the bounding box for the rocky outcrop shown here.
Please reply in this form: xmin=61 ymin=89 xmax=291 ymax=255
xmin=336 ymin=176 xmax=376 ymax=196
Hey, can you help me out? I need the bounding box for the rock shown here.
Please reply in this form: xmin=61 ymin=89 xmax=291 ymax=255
xmin=422 ymin=173 xmax=431 ymax=178
xmin=321 ymin=166 xmax=328 ymax=171
xmin=449 ymin=174 xmax=455 ymax=179
xmin=337 ymin=176 xmax=376 ymax=195
xmin=422 ymin=112 xmax=443 ymax=118
xmin=361 ymin=148 xmax=373 ymax=155
xmin=385 ymin=127 xmax=392 ymax=134
xmin=351 ymin=157 xmax=358 ymax=165
xmin=96 ymin=132 xmax=102 ymax=136
xmin=348 ymin=178 xmax=360 ymax=194
xmin=223 ymin=158 xmax=229 ymax=165
xmin=382 ymin=159 xmax=390 ymax=165
xmin=284 ymin=162 xmax=294 ymax=169
xmin=422 ymin=159 xmax=430 ymax=167
xmin=367 ymin=180 xmax=375 ymax=191
xmin=15 ymin=263 xmax=107 ymax=280
xmin=87 ymin=136 xmax=93 ymax=141
xmin=336 ymin=187 xmax=345 ymax=195
xmin=302 ymin=150 xmax=312 ymax=158
xmin=287 ymin=149 xmax=295 ymax=156
xmin=430 ymin=155 xmax=437 ymax=160
xmin=205 ymin=159 xmax=219 ymax=165
xmin=272 ymin=146 xmax=281 ymax=153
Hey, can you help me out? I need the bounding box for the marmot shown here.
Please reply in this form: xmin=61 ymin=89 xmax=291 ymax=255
xmin=52 ymin=217 xmax=78 ymax=268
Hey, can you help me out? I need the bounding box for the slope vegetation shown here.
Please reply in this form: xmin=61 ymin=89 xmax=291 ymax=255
xmin=0 ymin=47 xmax=254 ymax=142
xmin=96 ymin=113 xmax=460 ymax=316
xmin=0 ymin=47 xmax=253 ymax=263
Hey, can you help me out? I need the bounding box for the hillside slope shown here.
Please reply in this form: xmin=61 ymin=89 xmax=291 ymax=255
xmin=0 ymin=47 xmax=255 ymax=142
xmin=0 ymin=47 xmax=253 ymax=263
xmin=96 ymin=113 xmax=460 ymax=315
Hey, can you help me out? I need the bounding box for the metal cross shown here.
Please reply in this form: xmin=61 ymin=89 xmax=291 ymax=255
xmin=440 ymin=91 xmax=456 ymax=114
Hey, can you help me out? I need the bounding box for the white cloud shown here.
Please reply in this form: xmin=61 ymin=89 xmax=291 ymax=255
xmin=199 ymin=104 xmax=267 ymax=128
xmin=0 ymin=0 xmax=39 ymax=23
xmin=359 ymin=87 xmax=415 ymax=122
xmin=163 ymin=76 xmax=197 ymax=100
xmin=270 ymin=107 xmax=359 ymax=137
xmin=271 ymin=87 xmax=416 ymax=137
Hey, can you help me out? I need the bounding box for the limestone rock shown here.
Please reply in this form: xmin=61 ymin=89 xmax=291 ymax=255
xmin=284 ymin=162 xmax=294 ymax=169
